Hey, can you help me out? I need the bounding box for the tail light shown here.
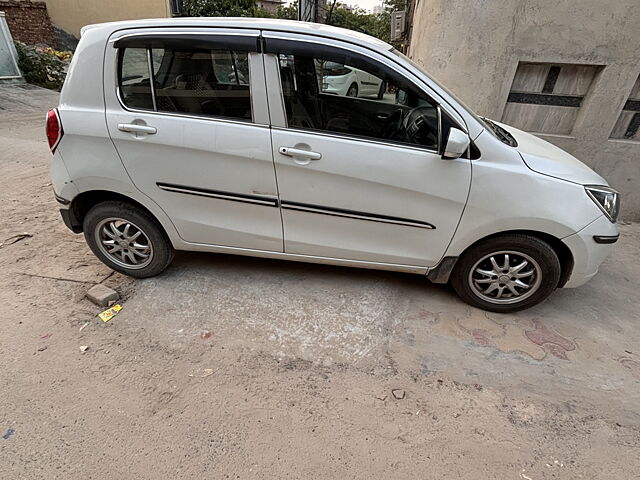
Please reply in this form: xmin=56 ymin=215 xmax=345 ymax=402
xmin=46 ymin=108 xmax=63 ymax=153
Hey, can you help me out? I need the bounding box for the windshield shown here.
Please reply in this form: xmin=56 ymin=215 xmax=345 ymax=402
xmin=390 ymin=48 xmax=513 ymax=145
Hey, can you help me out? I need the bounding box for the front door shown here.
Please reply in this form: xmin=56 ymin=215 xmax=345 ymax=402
xmin=104 ymin=30 xmax=282 ymax=252
xmin=264 ymin=37 xmax=471 ymax=267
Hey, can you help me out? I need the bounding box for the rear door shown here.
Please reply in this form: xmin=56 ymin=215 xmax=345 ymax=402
xmin=103 ymin=29 xmax=282 ymax=252
xmin=263 ymin=34 xmax=471 ymax=267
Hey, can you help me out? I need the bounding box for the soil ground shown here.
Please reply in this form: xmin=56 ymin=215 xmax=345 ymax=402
xmin=1 ymin=84 xmax=639 ymax=479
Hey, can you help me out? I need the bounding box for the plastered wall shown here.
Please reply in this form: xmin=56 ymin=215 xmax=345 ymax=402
xmin=408 ymin=0 xmax=640 ymax=220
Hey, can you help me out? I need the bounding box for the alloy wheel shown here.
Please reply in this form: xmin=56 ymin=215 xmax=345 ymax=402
xmin=468 ymin=250 xmax=542 ymax=304
xmin=95 ymin=217 xmax=154 ymax=269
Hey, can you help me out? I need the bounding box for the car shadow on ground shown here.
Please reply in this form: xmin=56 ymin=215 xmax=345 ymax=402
xmin=170 ymin=249 xmax=456 ymax=298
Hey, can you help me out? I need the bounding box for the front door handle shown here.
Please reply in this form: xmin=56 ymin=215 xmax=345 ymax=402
xmin=278 ymin=146 xmax=322 ymax=161
xmin=117 ymin=123 xmax=157 ymax=135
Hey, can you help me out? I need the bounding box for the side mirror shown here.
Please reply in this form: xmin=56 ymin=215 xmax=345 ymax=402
xmin=442 ymin=128 xmax=470 ymax=160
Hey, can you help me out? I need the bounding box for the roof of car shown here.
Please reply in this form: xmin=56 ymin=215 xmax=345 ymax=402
xmin=82 ymin=17 xmax=393 ymax=51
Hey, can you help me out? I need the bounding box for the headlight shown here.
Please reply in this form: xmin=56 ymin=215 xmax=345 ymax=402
xmin=585 ymin=186 xmax=620 ymax=222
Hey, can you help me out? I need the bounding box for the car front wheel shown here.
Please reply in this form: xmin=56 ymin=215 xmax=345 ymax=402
xmin=450 ymin=234 xmax=561 ymax=312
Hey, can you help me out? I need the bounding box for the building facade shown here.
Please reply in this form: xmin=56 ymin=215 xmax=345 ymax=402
xmin=408 ymin=0 xmax=640 ymax=220
xmin=0 ymin=0 xmax=54 ymax=45
xmin=43 ymin=0 xmax=176 ymax=38
xmin=256 ymin=0 xmax=284 ymax=14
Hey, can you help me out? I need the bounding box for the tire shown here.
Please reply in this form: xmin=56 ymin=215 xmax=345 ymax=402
xmin=450 ymin=234 xmax=561 ymax=313
xmin=83 ymin=201 xmax=174 ymax=278
xmin=346 ymin=83 xmax=358 ymax=97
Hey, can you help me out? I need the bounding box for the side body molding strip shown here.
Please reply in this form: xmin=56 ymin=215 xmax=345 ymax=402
xmin=157 ymin=183 xmax=436 ymax=230
xmin=157 ymin=183 xmax=279 ymax=207
xmin=281 ymin=200 xmax=436 ymax=229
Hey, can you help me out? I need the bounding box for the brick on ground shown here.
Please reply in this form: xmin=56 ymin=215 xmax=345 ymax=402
xmin=86 ymin=284 xmax=119 ymax=307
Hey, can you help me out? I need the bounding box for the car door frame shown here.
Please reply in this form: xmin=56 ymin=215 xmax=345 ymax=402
xmin=107 ymin=27 xmax=270 ymax=123
xmin=261 ymin=31 xmax=469 ymax=135
xmin=102 ymin=26 xmax=286 ymax=253
xmin=261 ymin=30 xmax=473 ymax=269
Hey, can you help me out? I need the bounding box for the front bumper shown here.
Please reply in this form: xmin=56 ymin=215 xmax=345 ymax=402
xmin=561 ymin=214 xmax=619 ymax=288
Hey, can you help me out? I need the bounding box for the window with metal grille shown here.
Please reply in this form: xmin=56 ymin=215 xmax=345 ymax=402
xmin=169 ymin=0 xmax=183 ymax=16
xmin=610 ymin=74 xmax=640 ymax=141
xmin=501 ymin=62 xmax=600 ymax=135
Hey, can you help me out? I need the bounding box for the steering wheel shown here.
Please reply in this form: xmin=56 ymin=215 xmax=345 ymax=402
xmin=401 ymin=106 xmax=439 ymax=148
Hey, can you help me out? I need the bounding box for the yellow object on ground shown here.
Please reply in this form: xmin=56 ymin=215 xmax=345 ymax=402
xmin=98 ymin=304 xmax=122 ymax=323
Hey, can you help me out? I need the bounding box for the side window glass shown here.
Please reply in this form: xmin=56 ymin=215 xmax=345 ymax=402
xmin=120 ymin=48 xmax=153 ymax=110
xmin=211 ymin=51 xmax=249 ymax=85
xmin=277 ymin=53 xmax=439 ymax=150
xmin=118 ymin=47 xmax=252 ymax=121
xmin=152 ymin=49 xmax=251 ymax=120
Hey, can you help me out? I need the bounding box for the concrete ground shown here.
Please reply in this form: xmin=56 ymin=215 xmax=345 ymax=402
xmin=1 ymin=84 xmax=639 ymax=479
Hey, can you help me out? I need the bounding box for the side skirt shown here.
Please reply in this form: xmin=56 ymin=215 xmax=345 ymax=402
xmin=177 ymin=241 xmax=431 ymax=274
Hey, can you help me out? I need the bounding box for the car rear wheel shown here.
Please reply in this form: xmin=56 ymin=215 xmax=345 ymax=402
xmin=450 ymin=234 xmax=561 ymax=312
xmin=83 ymin=201 xmax=174 ymax=278
xmin=346 ymin=83 xmax=358 ymax=97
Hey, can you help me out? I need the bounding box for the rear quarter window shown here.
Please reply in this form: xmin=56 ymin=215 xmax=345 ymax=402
xmin=119 ymin=48 xmax=153 ymax=110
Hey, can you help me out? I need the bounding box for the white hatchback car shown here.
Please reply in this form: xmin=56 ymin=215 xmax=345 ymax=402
xmin=320 ymin=61 xmax=385 ymax=98
xmin=48 ymin=18 xmax=620 ymax=312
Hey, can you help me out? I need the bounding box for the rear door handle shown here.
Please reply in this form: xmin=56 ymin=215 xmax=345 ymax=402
xmin=117 ymin=123 xmax=157 ymax=135
xmin=278 ymin=146 xmax=322 ymax=161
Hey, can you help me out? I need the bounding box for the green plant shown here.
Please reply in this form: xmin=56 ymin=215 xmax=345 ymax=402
xmin=14 ymin=42 xmax=72 ymax=91
xmin=181 ymin=0 xmax=257 ymax=17
xmin=181 ymin=0 xmax=298 ymax=19
xmin=324 ymin=0 xmax=409 ymax=46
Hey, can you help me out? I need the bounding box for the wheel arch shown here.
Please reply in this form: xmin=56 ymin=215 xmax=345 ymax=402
xmin=67 ymin=190 xmax=175 ymax=246
xmin=432 ymin=229 xmax=574 ymax=287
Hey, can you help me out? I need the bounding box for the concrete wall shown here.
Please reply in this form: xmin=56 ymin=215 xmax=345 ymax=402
xmin=408 ymin=0 xmax=640 ymax=220
xmin=0 ymin=0 xmax=54 ymax=45
xmin=43 ymin=0 xmax=170 ymax=37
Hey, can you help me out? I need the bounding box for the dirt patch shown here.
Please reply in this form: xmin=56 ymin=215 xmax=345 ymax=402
xmin=1 ymin=85 xmax=639 ymax=479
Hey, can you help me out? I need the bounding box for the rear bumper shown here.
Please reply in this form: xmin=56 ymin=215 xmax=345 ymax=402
xmin=51 ymin=150 xmax=81 ymax=233
xmin=561 ymin=215 xmax=618 ymax=288
xmin=54 ymin=192 xmax=70 ymax=206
